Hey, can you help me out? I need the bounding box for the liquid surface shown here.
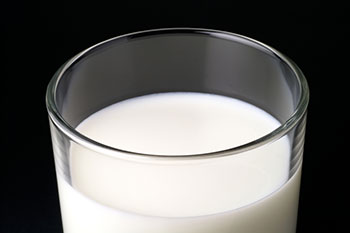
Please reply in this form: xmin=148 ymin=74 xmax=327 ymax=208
xmin=70 ymin=92 xmax=291 ymax=217
xmin=76 ymin=92 xmax=282 ymax=155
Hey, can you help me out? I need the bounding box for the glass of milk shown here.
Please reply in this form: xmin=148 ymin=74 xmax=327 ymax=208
xmin=46 ymin=28 xmax=309 ymax=233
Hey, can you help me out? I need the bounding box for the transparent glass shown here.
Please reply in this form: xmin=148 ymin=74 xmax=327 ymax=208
xmin=46 ymin=28 xmax=309 ymax=233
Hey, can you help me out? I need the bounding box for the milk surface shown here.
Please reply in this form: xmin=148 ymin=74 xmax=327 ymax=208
xmin=75 ymin=92 xmax=284 ymax=156
xmin=56 ymin=92 xmax=301 ymax=233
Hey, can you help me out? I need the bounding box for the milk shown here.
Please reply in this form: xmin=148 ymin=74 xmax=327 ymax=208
xmin=56 ymin=92 xmax=301 ymax=233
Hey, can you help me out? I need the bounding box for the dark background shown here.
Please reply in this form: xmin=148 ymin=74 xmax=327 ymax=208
xmin=1 ymin=1 xmax=348 ymax=233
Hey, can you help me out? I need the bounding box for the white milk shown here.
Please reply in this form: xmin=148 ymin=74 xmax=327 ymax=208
xmin=56 ymin=92 xmax=301 ymax=233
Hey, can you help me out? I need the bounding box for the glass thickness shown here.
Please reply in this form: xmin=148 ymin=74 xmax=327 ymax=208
xmin=46 ymin=28 xmax=309 ymax=160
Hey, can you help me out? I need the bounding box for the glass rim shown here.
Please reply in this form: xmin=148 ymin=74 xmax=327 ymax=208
xmin=46 ymin=27 xmax=309 ymax=161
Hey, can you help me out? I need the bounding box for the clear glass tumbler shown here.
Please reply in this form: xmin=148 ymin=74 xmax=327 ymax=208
xmin=46 ymin=28 xmax=309 ymax=233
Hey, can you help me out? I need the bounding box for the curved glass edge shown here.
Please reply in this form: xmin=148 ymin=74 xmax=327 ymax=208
xmin=46 ymin=27 xmax=309 ymax=161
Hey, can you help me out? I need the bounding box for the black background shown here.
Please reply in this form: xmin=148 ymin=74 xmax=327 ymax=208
xmin=1 ymin=1 xmax=348 ymax=233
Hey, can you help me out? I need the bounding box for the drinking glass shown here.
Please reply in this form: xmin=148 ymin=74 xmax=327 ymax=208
xmin=46 ymin=28 xmax=309 ymax=233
